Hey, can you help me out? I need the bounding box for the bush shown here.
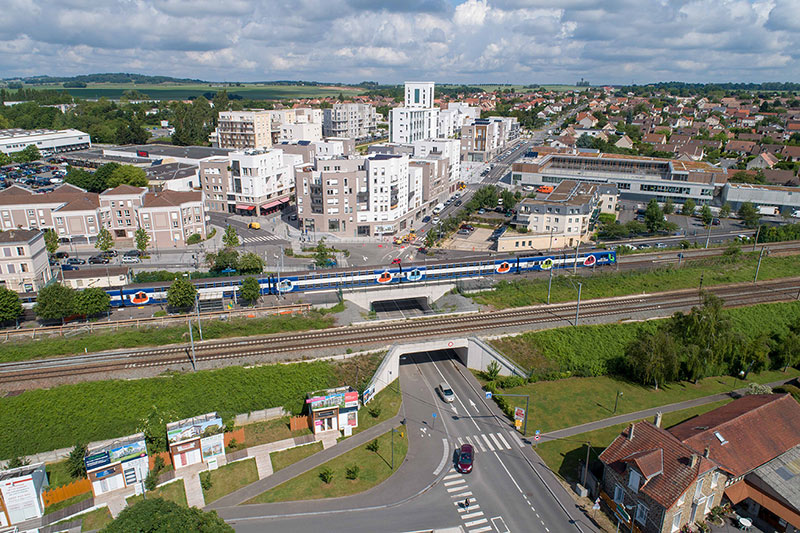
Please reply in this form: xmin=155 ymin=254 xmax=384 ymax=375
xmin=152 ymin=455 xmax=166 ymax=475
xmin=368 ymin=405 xmax=382 ymax=419
xmin=366 ymin=439 xmax=380 ymax=453
xmin=319 ymin=467 xmax=334 ymax=484
xmin=153 ymin=310 xmax=167 ymax=317
xmin=345 ymin=464 xmax=360 ymax=480
xmin=66 ymin=443 xmax=87 ymax=479
xmin=773 ymin=384 xmax=800 ymax=402
xmin=200 ymin=471 xmax=213 ymax=491
xmin=186 ymin=233 xmax=202 ymax=245
xmin=226 ymin=438 xmax=239 ymax=451
xmin=144 ymin=469 xmax=159 ymax=491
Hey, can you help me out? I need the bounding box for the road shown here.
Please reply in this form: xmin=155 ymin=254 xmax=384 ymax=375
xmin=222 ymin=349 xmax=582 ymax=533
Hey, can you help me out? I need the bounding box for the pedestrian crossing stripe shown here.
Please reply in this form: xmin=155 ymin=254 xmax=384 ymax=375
xmin=241 ymin=235 xmax=283 ymax=243
xmin=456 ymin=432 xmax=515 ymax=452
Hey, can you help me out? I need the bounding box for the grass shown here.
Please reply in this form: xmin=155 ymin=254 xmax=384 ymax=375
xmin=241 ymin=416 xmax=312 ymax=448
xmin=480 ymin=367 xmax=800 ymax=437
xmin=354 ymin=379 xmax=402 ymax=435
xmin=470 ymin=253 xmax=800 ymax=309
xmin=44 ymin=491 xmax=92 ymax=515
xmin=0 ymin=312 xmax=335 ymax=364
xmin=270 ymin=442 xmax=324 ymax=472
xmin=46 ymin=460 xmax=79 ymax=489
xmin=536 ymin=399 xmax=733 ymax=482
xmin=126 ymin=479 xmax=187 ymax=507
xmin=201 ymin=458 xmax=259 ymax=504
xmin=247 ymin=426 xmax=408 ymax=504
xmin=53 ymin=506 xmax=114 ymax=532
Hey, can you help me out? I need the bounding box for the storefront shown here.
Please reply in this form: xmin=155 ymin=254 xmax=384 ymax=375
xmin=306 ymin=387 xmax=359 ymax=436
xmin=167 ymin=412 xmax=226 ymax=470
xmin=84 ymin=433 xmax=149 ymax=497
xmin=0 ymin=463 xmax=47 ymax=527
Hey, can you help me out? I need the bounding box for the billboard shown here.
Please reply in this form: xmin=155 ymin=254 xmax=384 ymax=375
xmin=307 ymin=390 xmax=359 ymax=410
xmin=167 ymin=416 xmax=223 ymax=445
xmin=1 ymin=476 xmax=40 ymax=523
xmin=201 ymin=433 xmax=225 ymax=460
xmin=84 ymin=451 xmax=110 ymax=471
xmin=109 ymin=439 xmax=147 ymax=464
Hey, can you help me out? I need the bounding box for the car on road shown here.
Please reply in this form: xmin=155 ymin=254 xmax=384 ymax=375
xmin=60 ymin=264 xmax=79 ymax=271
xmin=655 ymin=242 xmax=668 ymax=249
xmin=417 ymin=246 xmax=428 ymax=254
xmin=65 ymin=258 xmax=86 ymax=265
xmin=391 ymin=258 xmax=402 ymax=265
xmin=437 ymin=381 xmax=455 ymax=403
xmin=456 ymin=444 xmax=474 ymax=474
xmin=124 ymin=250 xmax=142 ymax=257
xmin=737 ymin=234 xmax=749 ymax=241
xmin=88 ymin=255 xmax=109 ymax=264
xmin=454 ymin=200 xmax=462 ymax=206
xmin=248 ymin=222 xmax=261 ymax=230
xmin=54 ymin=251 xmax=69 ymax=259
xmin=432 ymin=216 xmax=440 ymax=224
xmin=99 ymin=250 xmax=118 ymax=258
xmin=638 ymin=243 xmax=652 ymax=249
xmin=422 ymin=216 xmax=431 ymax=223
xmin=121 ymin=255 xmax=141 ymax=264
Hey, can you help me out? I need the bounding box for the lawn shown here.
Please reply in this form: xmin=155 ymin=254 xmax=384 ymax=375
xmin=354 ymin=379 xmax=402 ymax=435
xmin=126 ymin=479 xmax=187 ymax=507
xmin=470 ymin=253 xmax=800 ymax=309
xmin=536 ymin=399 xmax=733 ymax=482
xmin=201 ymin=458 xmax=259 ymax=504
xmin=46 ymin=460 xmax=79 ymax=489
xmin=53 ymin=506 xmax=113 ymax=532
xmin=270 ymin=442 xmax=324 ymax=472
xmin=247 ymin=426 xmax=408 ymax=504
xmin=44 ymin=491 xmax=92 ymax=515
xmin=480 ymin=367 xmax=800 ymax=437
xmin=241 ymin=416 xmax=312 ymax=448
xmin=0 ymin=312 xmax=335 ymax=363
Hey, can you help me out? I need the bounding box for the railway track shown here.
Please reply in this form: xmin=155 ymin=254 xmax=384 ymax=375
xmin=2 ymin=277 xmax=799 ymax=387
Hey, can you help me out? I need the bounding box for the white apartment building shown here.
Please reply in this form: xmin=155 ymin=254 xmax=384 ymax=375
xmin=0 ymin=128 xmax=91 ymax=155
xmin=438 ymin=103 xmax=481 ymax=139
xmin=215 ymin=111 xmax=272 ymax=150
xmin=413 ymin=138 xmax=461 ymax=188
xmin=390 ymin=82 xmax=440 ymax=144
xmin=198 ymin=149 xmax=301 ymax=214
xmin=323 ymin=103 xmax=378 ymax=140
xmin=0 ymin=229 xmax=52 ymax=293
xmin=279 ymin=122 xmax=322 ymax=143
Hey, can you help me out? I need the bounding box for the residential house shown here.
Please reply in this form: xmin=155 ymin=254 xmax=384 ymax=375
xmin=747 ymin=152 xmax=779 ymax=170
xmin=0 ymin=229 xmax=53 ymax=293
xmin=642 ymin=133 xmax=667 ymax=145
xmin=615 ymin=135 xmax=634 ymax=149
xmin=726 ymin=140 xmax=758 ymax=156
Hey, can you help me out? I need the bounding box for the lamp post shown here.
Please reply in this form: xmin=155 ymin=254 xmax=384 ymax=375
xmin=733 ymin=370 xmax=745 ymax=392
xmin=754 ymin=246 xmax=767 ymax=283
xmin=614 ymin=391 xmax=623 ymax=414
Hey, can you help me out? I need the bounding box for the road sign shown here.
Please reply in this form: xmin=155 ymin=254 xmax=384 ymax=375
xmin=515 ymin=420 xmax=522 ymax=428
xmin=534 ymin=429 xmax=541 ymax=441
xmin=485 ymin=391 xmax=492 ymax=400
xmin=514 ymin=407 xmax=525 ymax=421
xmin=432 ymin=412 xmax=437 ymax=418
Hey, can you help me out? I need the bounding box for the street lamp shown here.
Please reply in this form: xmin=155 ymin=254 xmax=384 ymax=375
xmin=614 ymin=391 xmax=623 ymax=414
xmin=733 ymin=370 xmax=745 ymax=392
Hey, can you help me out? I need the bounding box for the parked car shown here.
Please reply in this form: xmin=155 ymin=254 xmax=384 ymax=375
xmin=422 ymin=216 xmax=431 ymax=223
xmin=248 ymin=222 xmax=261 ymax=230
xmin=99 ymin=250 xmax=118 ymax=258
xmin=437 ymin=381 xmax=455 ymax=403
xmin=124 ymin=250 xmax=142 ymax=257
xmin=417 ymin=246 xmax=428 ymax=254
xmin=457 ymin=443 xmax=474 ymax=474
xmin=455 ymin=200 xmax=462 ymax=206
xmin=655 ymin=242 xmax=668 ymax=249
xmin=432 ymin=217 xmax=440 ymax=224
xmin=65 ymin=258 xmax=86 ymax=265
xmin=477 ymin=208 xmax=486 ymax=215
xmin=638 ymin=243 xmax=652 ymax=249
xmin=457 ymin=229 xmax=470 ymax=235
xmin=88 ymin=256 xmax=109 ymax=264
xmin=60 ymin=264 xmax=79 ymax=271
xmin=391 ymin=258 xmax=402 ymax=265
xmin=121 ymin=255 xmax=140 ymax=264
xmin=54 ymin=251 xmax=69 ymax=259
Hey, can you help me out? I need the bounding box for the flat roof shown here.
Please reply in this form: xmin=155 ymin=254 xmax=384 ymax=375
xmin=62 ymin=266 xmax=129 ymax=280
xmin=105 ymin=144 xmax=232 ymax=160
xmin=0 ymin=128 xmax=88 ymax=141
xmin=86 ymin=432 xmax=145 ymax=457
xmin=0 ymin=462 xmax=45 ymax=481
xmin=145 ymin=162 xmax=198 ymax=181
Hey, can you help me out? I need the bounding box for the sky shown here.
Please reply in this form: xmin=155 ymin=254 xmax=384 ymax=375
xmin=1 ymin=0 xmax=799 ymax=85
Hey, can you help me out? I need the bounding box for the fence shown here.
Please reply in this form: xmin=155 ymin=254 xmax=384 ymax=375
xmin=233 ymin=407 xmax=289 ymax=426
xmin=149 ymin=451 xmax=172 ymax=471
xmin=224 ymin=428 xmax=245 ymax=448
xmin=1 ymin=303 xmax=311 ymax=341
xmin=42 ymin=478 xmax=92 ymax=507
xmin=290 ymin=416 xmax=311 ymax=432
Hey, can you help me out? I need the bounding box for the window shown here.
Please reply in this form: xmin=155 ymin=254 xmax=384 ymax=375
xmin=628 ymin=470 xmax=641 ymax=493
xmin=672 ymin=512 xmax=682 ymax=533
xmin=635 ymin=503 xmax=648 ymax=525
xmin=704 ymin=494 xmax=714 ymax=516
xmin=613 ymin=484 xmax=624 ymax=504
xmin=16 ymin=247 xmax=24 ymax=256
xmin=710 ymin=472 xmax=719 ymax=489
xmin=694 ymin=478 xmax=703 ymax=499
xmin=20 ymin=263 xmax=28 ymax=273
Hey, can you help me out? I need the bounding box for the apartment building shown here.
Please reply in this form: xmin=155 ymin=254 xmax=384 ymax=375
xmin=279 ymin=138 xmax=356 ymax=165
xmin=279 ymin=122 xmax=322 ymax=143
xmin=0 ymin=128 xmax=91 ymax=155
xmin=511 ymin=153 xmax=727 ymax=205
xmin=390 ymin=82 xmax=439 ymax=143
xmin=215 ymin=111 xmax=272 ymax=150
xmin=438 ymin=103 xmax=481 ymax=139
xmin=0 ymin=229 xmax=52 ymax=293
xmin=498 ymin=180 xmax=617 ymax=252
xmin=460 ymin=116 xmax=520 ymax=162
xmin=198 ymin=148 xmax=301 ymax=215
xmin=323 ymin=103 xmax=378 ymax=140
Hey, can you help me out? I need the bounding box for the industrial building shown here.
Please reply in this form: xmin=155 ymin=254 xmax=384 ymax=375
xmin=0 ymin=128 xmax=91 ymax=155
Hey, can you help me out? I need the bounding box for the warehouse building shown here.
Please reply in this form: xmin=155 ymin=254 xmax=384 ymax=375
xmin=0 ymin=128 xmax=91 ymax=155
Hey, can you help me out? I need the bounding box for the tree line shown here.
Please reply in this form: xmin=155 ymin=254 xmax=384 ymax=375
xmin=64 ymin=162 xmax=149 ymax=192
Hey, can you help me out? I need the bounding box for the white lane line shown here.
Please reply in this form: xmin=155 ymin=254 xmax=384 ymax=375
xmin=433 ymin=438 xmax=449 ymax=476
xmin=444 ymin=479 xmax=466 ymax=487
xmin=509 ymin=430 xmax=526 ymax=448
xmin=462 ymin=511 xmax=484 ymax=520
xmin=494 ymin=451 xmax=524 ymax=494
xmin=465 ymin=518 xmax=488 ymax=527
xmin=495 ymin=432 xmax=511 ymax=450
xmin=469 ymin=527 xmax=493 ymax=533
xmin=481 ymin=434 xmax=495 ymax=452
xmin=488 ymin=433 xmax=503 ymax=450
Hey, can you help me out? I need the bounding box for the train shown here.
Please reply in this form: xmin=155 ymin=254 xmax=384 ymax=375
xmin=19 ymin=250 xmax=616 ymax=309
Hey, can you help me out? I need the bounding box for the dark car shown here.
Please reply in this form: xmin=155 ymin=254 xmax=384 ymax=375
xmin=455 ymin=200 xmax=462 ymax=206
xmin=99 ymin=250 xmax=118 ymax=258
xmin=712 ymin=218 xmax=721 ymax=226
xmin=88 ymin=256 xmax=109 ymax=264
xmin=48 ymin=258 xmax=59 ymax=266
xmin=457 ymin=443 xmax=474 ymax=474
xmin=417 ymin=246 xmax=428 ymax=254
xmin=54 ymin=251 xmax=69 ymax=259
xmin=124 ymin=250 xmax=142 ymax=257
xmin=422 ymin=216 xmax=431 ymax=223
xmin=60 ymin=264 xmax=79 ymax=271
xmin=66 ymin=258 xmax=86 ymax=265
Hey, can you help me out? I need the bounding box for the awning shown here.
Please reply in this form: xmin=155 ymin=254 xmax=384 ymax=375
xmin=725 ymin=481 xmax=800 ymax=527
xmin=235 ymin=204 xmax=255 ymax=210
xmin=261 ymin=198 xmax=289 ymax=210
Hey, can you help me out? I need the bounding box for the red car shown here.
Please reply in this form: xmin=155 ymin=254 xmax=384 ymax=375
xmin=391 ymin=258 xmax=402 ymax=264
xmin=457 ymin=443 xmax=474 ymax=474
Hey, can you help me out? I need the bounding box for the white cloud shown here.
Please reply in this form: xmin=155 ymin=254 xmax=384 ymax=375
xmin=454 ymin=0 xmax=490 ymax=27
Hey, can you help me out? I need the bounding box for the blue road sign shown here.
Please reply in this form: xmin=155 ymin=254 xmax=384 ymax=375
xmin=432 ymin=412 xmax=437 ymax=418
xmin=485 ymin=391 xmax=492 ymax=399
xmin=535 ymin=429 xmax=541 ymax=435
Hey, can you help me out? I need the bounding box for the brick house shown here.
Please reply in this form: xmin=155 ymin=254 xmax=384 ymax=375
xmin=599 ymin=417 xmax=727 ymax=533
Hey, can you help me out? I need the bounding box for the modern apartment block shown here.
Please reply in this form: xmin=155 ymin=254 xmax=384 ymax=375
xmin=498 ymin=180 xmax=617 ymax=252
xmin=460 ymin=116 xmax=520 ymax=162
xmin=323 ymin=103 xmax=378 ymax=140
xmin=279 ymin=138 xmax=356 ymax=165
xmin=198 ymin=148 xmax=301 ymax=215
xmin=438 ymin=103 xmax=481 ymax=139
xmin=275 ymin=108 xmax=323 ymax=143
xmin=0 ymin=128 xmax=91 ymax=155
xmin=215 ymin=111 xmax=273 ymax=150
xmin=390 ymin=82 xmax=440 ymax=143
xmin=0 ymin=229 xmax=52 ymax=293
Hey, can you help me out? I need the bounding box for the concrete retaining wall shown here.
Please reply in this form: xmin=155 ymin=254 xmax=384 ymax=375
xmin=233 ymin=407 xmax=289 ymax=426
xmin=466 ymin=337 xmax=527 ymax=377
xmin=343 ymin=282 xmax=456 ymax=309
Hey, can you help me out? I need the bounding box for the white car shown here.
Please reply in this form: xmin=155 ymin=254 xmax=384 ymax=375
xmin=432 ymin=217 xmax=440 ymax=224
xmin=437 ymin=382 xmax=455 ymax=403
xmin=121 ymin=255 xmax=141 ymax=264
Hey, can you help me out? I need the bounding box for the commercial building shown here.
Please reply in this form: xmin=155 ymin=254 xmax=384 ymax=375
xmin=0 ymin=463 xmax=47 ymax=527
xmin=323 ymin=103 xmax=378 ymax=140
xmin=306 ymin=387 xmax=359 ymax=436
xmin=198 ymin=148 xmax=301 ymax=215
xmin=721 ymin=183 xmax=800 ymax=214
xmin=166 ymin=412 xmax=226 ymax=470
xmin=511 ymin=152 xmax=727 ymax=205
xmin=61 ymin=266 xmax=131 ymax=289
xmin=100 ymin=144 xmax=231 ymax=166
xmin=498 ymin=180 xmax=617 ymax=252
xmin=390 ymin=82 xmax=439 ymax=143
xmin=144 ymin=162 xmax=200 ymax=192
xmin=84 ymin=433 xmax=149 ymax=497
xmin=215 ymin=110 xmax=273 ymax=150
xmin=0 ymin=229 xmax=53 ymax=292
xmin=0 ymin=128 xmax=91 ymax=155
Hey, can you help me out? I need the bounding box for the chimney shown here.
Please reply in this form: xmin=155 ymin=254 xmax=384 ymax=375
xmin=690 ymin=454 xmax=698 ymax=468
xmin=628 ymin=423 xmax=635 ymax=441
xmin=703 ymin=447 xmax=710 ymax=458
xmin=654 ymin=411 xmax=663 ymax=428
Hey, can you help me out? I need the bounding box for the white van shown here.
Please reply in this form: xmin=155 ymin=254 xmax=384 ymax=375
xmin=432 ymin=203 xmax=445 ymax=215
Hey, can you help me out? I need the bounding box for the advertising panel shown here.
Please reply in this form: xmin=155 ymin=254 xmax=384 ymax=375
xmin=514 ymin=407 xmax=526 ymax=421
xmin=109 ymin=439 xmax=147 ymax=464
xmin=93 ymin=467 xmax=118 ymax=480
xmin=200 ymin=433 xmax=225 ymax=460
xmin=167 ymin=417 xmax=223 ymax=445
xmin=344 ymin=391 xmax=359 ymax=408
xmin=307 ymin=390 xmax=358 ymax=410
xmin=84 ymin=451 xmax=110 ymax=471
xmin=1 ymin=477 xmax=40 ymax=522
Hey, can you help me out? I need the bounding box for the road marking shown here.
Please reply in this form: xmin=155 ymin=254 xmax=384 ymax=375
xmin=433 ymin=438 xmax=449 ymax=476
xmin=457 ymin=504 xmax=480 ymax=513
xmin=494 ymin=451 xmax=524 ymax=493
xmin=464 ymin=518 xmax=488 ymax=527
xmin=451 ymin=491 xmax=472 ymax=499
xmin=444 ymin=479 xmax=466 ymax=487
xmin=488 ymin=433 xmax=503 ymax=450
xmin=468 ymin=398 xmax=478 ymax=411
xmin=468 ymin=527 xmax=493 ymax=533
xmin=495 ymin=432 xmax=511 ymax=450
xmin=447 ymin=485 xmax=468 ymax=493
xmin=491 ymin=516 xmax=510 ymax=533
xmin=508 ymin=430 xmax=526 ymax=448
xmin=481 ymin=434 xmax=495 ymax=451
xmin=462 ymin=511 xmax=484 ymax=519
xmin=444 ymin=473 xmax=461 ymax=481
xmin=451 ymin=405 xmax=457 ymax=413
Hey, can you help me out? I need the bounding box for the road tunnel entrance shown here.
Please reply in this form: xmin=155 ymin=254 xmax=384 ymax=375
xmin=371 ymin=297 xmax=432 ymax=319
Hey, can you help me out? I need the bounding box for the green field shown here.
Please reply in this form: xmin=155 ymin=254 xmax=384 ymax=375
xmin=270 ymin=442 xmax=324 ymax=472
xmin=202 ymin=458 xmax=259 ymax=504
xmin=127 ymin=479 xmax=187 ymax=508
xmin=24 ymin=82 xmax=364 ymax=101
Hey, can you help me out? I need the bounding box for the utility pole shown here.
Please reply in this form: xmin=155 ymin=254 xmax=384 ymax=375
xmin=705 ymin=224 xmax=712 ymax=249
xmin=752 ymin=225 xmax=761 ymax=252
xmin=547 ymin=266 xmax=554 ymax=305
xmin=573 ymin=240 xmax=580 ymax=275
xmin=187 ymin=316 xmax=197 ymax=371
xmin=582 ymin=441 xmax=591 ymax=488
xmin=195 ymin=292 xmax=203 ymax=341
xmin=548 ymin=226 xmax=554 ymax=252
xmin=575 ymin=282 xmax=582 ymax=327
xmin=754 ymin=246 xmax=766 ymax=283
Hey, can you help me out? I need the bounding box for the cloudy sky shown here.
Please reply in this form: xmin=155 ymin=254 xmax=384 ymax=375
xmin=1 ymin=0 xmax=799 ymax=84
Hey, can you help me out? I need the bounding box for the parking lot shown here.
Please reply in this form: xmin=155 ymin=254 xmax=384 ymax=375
xmin=0 ymin=160 xmax=68 ymax=191
xmin=442 ymin=227 xmax=494 ymax=251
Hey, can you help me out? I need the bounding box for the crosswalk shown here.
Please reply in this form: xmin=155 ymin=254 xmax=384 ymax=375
xmin=444 ymin=470 xmax=492 ymax=533
xmin=454 ymin=431 xmax=524 ymax=453
xmin=241 ymin=234 xmax=284 ymax=244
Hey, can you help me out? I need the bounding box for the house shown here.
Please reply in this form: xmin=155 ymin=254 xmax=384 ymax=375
xmin=747 ymin=152 xmax=779 ymax=170
xmin=615 ymin=135 xmax=635 ymax=149
xmin=782 ymin=145 xmax=800 ymax=162
xmin=763 ymin=169 xmax=799 ymax=187
xmin=550 ymin=135 xmax=576 ymax=149
xmin=642 ymin=133 xmax=667 ymax=145
xmin=726 ymin=140 xmax=758 ymax=156
xmin=576 ymin=112 xmax=598 ymax=129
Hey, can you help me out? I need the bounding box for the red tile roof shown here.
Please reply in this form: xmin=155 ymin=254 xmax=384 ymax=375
xmin=143 ymin=190 xmax=202 ymax=208
xmin=101 ymin=184 xmax=146 ymax=196
xmin=669 ymin=394 xmax=800 ymax=477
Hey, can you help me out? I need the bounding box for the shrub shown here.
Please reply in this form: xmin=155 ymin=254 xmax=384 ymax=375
xmin=368 ymin=405 xmax=382 ymax=419
xmin=186 ymin=234 xmax=202 ymax=245
xmin=144 ymin=469 xmax=159 ymax=491
xmin=319 ymin=467 xmax=334 ymax=484
xmin=345 ymin=464 xmax=360 ymax=480
xmin=152 ymin=455 xmax=166 ymax=475
xmin=153 ymin=310 xmax=167 ymax=317
xmin=366 ymin=439 xmax=380 ymax=453
xmin=485 ymin=361 xmax=500 ymax=381
xmin=200 ymin=471 xmax=213 ymax=491
xmin=66 ymin=443 xmax=87 ymax=479
xmin=226 ymin=438 xmax=239 ymax=451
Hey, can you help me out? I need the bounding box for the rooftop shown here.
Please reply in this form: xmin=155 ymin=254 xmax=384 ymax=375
xmin=0 ymin=229 xmax=41 ymax=244
xmin=104 ymin=144 xmax=231 ymax=161
xmin=145 ymin=162 xmax=198 ymax=181
xmin=750 ymin=444 xmax=800 ymax=513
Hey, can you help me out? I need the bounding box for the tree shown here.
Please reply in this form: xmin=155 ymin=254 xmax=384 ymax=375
xmin=576 ymin=134 xmax=595 ymax=148
xmin=34 ymin=284 xmax=75 ymax=323
xmin=43 ymin=229 xmax=59 ymax=255
xmin=65 ymin=166 xmax=107 ymax=193
xmin=238 ymin=252 xmax=265 ymax=274
xmin=719 ymin=202 xmax=732 ymax=218
xmin=107 ymin=165 xmax=148 ymax=188
xmin=643 ymin=199 xmax=665 ymax=233
xmin=166 ymin=278 xmax=196 ymax=310
xmin=135 ymin=227 xmax=150 ymax=256
xmin=700 ymin=204 xmax=713 ymax=227
xmin=773 ymin=331 xmax=800 ymax=372
xmin=95 ymin=227 xmax=114 ymax=252
xmin=500 ymin=190 xmax=517 ymax=210
xmin=626 ymin=328 xmax=680 ymax=389
xmin=314 ymin=239 xmax=333 ymax=268
xmin=0 ymin=287 xmax=23 ymax=324
xmin=662 ymin=198 xmax=674 ymax=215
xmin=12 ymin=145 xmax=41 ymax=163
xmin=240 ymin=277 xmax=261 ymax=306
xmin=102 ymin=497 xmax=233 ymax=532
xmin=206 ymin=248 xmax=239 ymax=272
xmin=425 ymin=231 xmax=437 ymax=248
xmin=73 ymin=287 xmax=111 ymax=318
xmin=93 ymin=162 xmax=121 ymax=189
xmin=681 ymin=198 xmax=696 ymax=216
xmin=66 ymin=443 xmax=87 ymax=479
xmin=738 ymin=202 xmax=760 ymax=228
xmin=222 ymin=225 xmax=240 ymax=248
